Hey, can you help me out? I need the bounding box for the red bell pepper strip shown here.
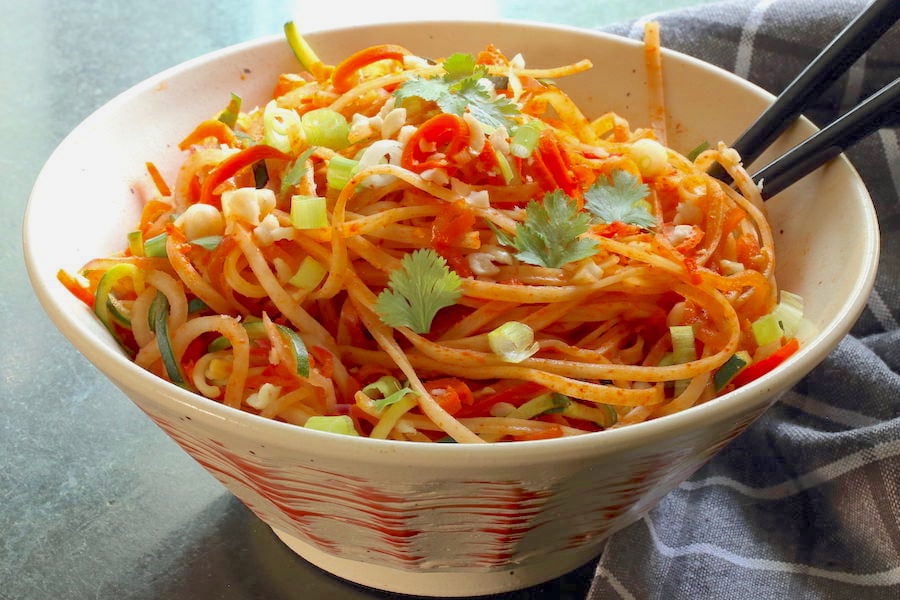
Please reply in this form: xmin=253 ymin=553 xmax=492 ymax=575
xmin=424 ymin=378 xmax=474 ymax=416
xmin=57 ymin=269 xmax=95 ymax=308
xmin=331 ymin=44 xmax=411 ymax=93
xmin=456 ymin=381 xmax=545 ymax=418
xmin=731 ymin=338 xmax=800 ymax=387
xmin=199 ymin=144 xmax=290 ymax=206
xmin=400 ymin=113 xmax=470 ymax=173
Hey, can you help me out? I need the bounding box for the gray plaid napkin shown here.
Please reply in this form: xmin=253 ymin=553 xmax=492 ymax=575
xmin=589 ymin=1 xmax=900 ymax=598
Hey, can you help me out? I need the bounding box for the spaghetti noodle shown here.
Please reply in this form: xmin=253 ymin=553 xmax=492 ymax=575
xmin=59 ymin=23 xmax=805 ymax=443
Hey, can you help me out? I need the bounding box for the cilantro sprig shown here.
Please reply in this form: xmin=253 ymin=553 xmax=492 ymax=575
xmin=375 ymin=249 xmax=463 ymax=334
xmin=394 ymin=53 xmax=520 ymax=129
xmin=584 ymin=170 xmax=655 ymax=229
xmin=496 ymin=190 xmax=598 ymax=269
xmin=491 ymin=170 xmax=656 ymax=269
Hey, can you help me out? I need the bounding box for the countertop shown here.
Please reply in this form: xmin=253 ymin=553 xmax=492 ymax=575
xmin=3 ymin=2 xmax=712 ymax=599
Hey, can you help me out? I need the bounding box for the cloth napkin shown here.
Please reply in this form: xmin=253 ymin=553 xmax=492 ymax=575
xmin=588 ymin=1 xmax=900 ymax=598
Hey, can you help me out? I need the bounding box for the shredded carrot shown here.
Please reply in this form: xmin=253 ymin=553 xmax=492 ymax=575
xmin=178 ymin=119 xmax=237 ymax=151
xmin=145 ymin=162 xmax=172 ymax=197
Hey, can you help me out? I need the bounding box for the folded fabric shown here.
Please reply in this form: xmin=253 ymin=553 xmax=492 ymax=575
xmin=589 ymin=1 xmax=900 ymax=598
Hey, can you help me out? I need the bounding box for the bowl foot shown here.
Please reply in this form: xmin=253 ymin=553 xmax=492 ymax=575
xmin=270 ymin=526 xmax=603 ymax=597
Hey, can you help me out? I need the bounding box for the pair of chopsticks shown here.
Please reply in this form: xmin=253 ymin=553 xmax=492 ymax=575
xmin=714 ymin=0 xmax=900 ymax=199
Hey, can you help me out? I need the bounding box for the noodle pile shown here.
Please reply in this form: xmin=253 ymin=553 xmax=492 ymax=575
xmin=59 ymin=23 xmax=803 ymax=443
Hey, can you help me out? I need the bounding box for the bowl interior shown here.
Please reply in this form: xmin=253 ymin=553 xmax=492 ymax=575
xmin=24 ymin=20 xmax=878 ymax=453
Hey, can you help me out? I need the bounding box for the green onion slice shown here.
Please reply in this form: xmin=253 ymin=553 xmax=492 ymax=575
xmin=143 ymin=232 xmax=168 ymax=258
xmin=686 ymin=140 xmax=710 ymax=161
xmin=751 ymin=313 xmax=782 ymax=347
xmin=217 ymin=93 xmax=242 ymax=129
xmin=304 ymin=415 xmax=359 ymax=436
xmin=670 ymin=325 xmax=697 ymax=395
xmin=509 ymin=121 xmax=542 ymax=158
xmin=289 ymin=256 xmax=327 ymax=290
xmin=301 ymin=108 xmax=350 ymax=150
xmin=290 ymin=195 xmax=329 ymax=229
xmin=488 ymin=321 xmax=539 ymax=363
xmin=189 ymin=235 xmax=223 ymax=251
xmin=127 ymin=231 xmax=144 ymax=257
xmin=326 ymin=155 xmax=359 ymax=191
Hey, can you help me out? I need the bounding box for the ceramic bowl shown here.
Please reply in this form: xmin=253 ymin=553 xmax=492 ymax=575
xmin=24 ymin=20 xmax=879 ymax=597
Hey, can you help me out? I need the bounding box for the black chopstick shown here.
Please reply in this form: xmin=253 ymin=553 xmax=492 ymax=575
xmin=753 ymin=77 xmax=899 ymax=200
xmin=710 ymin=0 xmax=900 ymax=185
xmin=730 ymin=0 xmax=899 ymax=166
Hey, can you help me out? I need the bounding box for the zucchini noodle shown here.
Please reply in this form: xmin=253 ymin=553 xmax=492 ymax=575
xmin=60 ymin=23 xmax=804 ymax=443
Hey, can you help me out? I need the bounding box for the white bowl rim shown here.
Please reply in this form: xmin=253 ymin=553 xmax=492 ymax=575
xmin=24 ymin=19 xmax=880 ymax=463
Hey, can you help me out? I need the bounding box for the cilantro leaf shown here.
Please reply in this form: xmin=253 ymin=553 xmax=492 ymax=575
xmin=442 ymin=53 xmax=477 ymax=80
xmin=584 ymin=170 xmax=656 ymax=229
xmin=393 ymin=76 xmax=448 ymax=105
xmin=375 ymin=249 xmax=463 ymax=334
xmin=449 ymin=76 xmax=520 ymax=130
xmin=393 ymin=53 xmax=520 ymax=129
xmin=505 ymin=190 xmax=598 ymax=268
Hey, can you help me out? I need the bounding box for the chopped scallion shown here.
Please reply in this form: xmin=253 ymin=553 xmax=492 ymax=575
xmin=301 ymin=108 xmax=350 ymax=150
xmin=771 ymin=290 xmax=804 ymax=338
xmin=143 ymin=232 xmax=168 ymax=258
xmin=127 ymin=231 xmax=144 ymax=257
xmin=509 ymin=121 xmax=542 ymax=158
xmin=288 ymin=256 xmax=327 ymax=290
xmin=670 ymin=325 xmax=697 ymax=395
xmin=487 ymin=321 xmax=539 ymax=363
xmin=326 ymin=155 xmax=359 ymax=190
xmin=752 ymin=313 xmax=782 ymax=347
xmin=217 ymin=93 xmax=242 ymax=129
xmin=686 ymin=140 xmax=710 ymax=161
xmin=493 ymin=148 xmax=515 ymax=184
xmin=262 ymin=100 xmax=302 ymax=154
xmin=670 ymin=325 xmax=697 ymax=364
xmin=189 ymin=235 xmax=223 ymax=251
xmin=290 ymin=195 xmax=328 ymax=229
xmin=304 ymin=415 xmax=359 ymax=436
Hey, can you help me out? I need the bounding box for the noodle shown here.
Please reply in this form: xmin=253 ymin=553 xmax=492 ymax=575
xmin=60 ymin=23 xmax=803 ymax=443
